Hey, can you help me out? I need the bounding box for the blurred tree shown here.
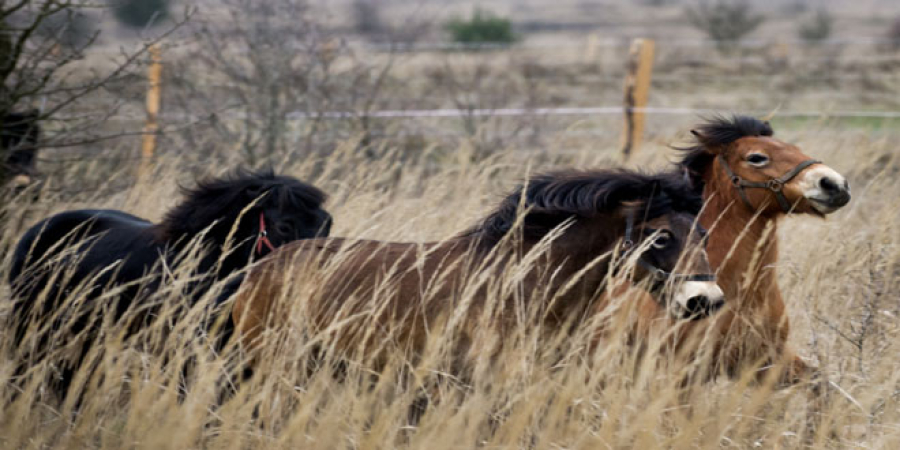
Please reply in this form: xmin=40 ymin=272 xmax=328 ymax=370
xmin=0 ymin=1 xmax=187 ymax=224
xmin=685 ymin=0 xmax=764 ymax=53
xmin=352 ymin=0 xmax=384 ymax=36
xmin=36 ymin=8 xmax=97 ymax=49
xmin=112 ymin=0 xmax=170 ymax=29
xmin=170 ymin=0 xmax=405 ymax=164
xmin=799 ymin=9 xmax=833 ymax=43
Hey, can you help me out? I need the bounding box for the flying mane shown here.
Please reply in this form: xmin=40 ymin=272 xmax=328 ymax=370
xmin=676 ymin=115 xmax=774 ymax=191
xmin=464 ymin=169 xmax=703 ymax=245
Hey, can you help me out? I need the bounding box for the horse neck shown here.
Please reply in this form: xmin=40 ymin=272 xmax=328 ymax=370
xmin=155 ymin=222 xmax=247 ymax=280
xmin=700 ymin=176 xmax=781 ymax=302
xmin=537 ymin=222 xmax=616 ymax=318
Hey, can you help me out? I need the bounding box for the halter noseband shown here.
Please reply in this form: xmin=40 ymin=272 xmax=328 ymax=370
xmin=621 ymin=212 xmax=716 ymax=294
xmin=717 ymin=154 xmax=819 ymax=213
xmin=256 ymin=212 xmax=276 ymax=255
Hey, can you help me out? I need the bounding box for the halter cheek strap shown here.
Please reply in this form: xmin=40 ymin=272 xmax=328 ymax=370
xmin=256 ymin=212 xmax=276 ymax=255
xmin=717 ymin=154 xmax=820 ymax=213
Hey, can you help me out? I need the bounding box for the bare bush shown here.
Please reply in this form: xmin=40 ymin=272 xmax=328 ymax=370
xmin=799 ymin=9 xmax=834 ymax=43
xmin=0 ymin=1 xmax=187 ymax=205
xmin=34 ymin=7 xmax=96 ymax=49
xmin=351 ymin=0 xmax=384 ymax=36
xmin=168 ymin=0 xmax=406 ymax=165
xmin=423 ymin=57 xmax=551 ymax=161
xmin=685 ymin=0 xmax=764 ymax=52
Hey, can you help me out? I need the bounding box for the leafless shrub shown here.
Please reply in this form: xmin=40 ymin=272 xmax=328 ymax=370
xmin=685 ymin=0 xmax=764 ymax=53
xmin=799 ymin=9 xmax=834 ymax=44
xmin=422 ymin=58 xmax=552 ymax=161
xmin=34 ymin=7 xmax=97 ymax=49
xmin=0 ymin=1 xmax=187 ymax=214
xmin=167 ymin=0 xmax=407 ymax=165
xmin=351 ymin=0 xmax=385 ymax=36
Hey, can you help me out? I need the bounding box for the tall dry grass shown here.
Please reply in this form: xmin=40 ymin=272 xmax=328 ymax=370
xmin=1 ymin=122 xmax=899 ymax=449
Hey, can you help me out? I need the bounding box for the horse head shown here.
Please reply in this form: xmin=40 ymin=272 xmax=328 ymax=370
xmin=479 ymin=169 xmax=724 ymax=321
xmin=160 ymin=169 xmax=331 ymax=276
xmin=682 ymin=115 xmax=850 ymax=217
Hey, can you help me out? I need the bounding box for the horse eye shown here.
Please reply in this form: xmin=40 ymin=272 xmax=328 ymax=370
xmin=275 ymin=223 xmax=293 ymax=235
xmin=652 ymin=232 xmax=671 ymax=249
xmin=746 ymin=153 xmax=769 ymax=166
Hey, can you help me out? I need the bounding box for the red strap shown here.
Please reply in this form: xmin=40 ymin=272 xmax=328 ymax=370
xmin=256 ymin=212 xmax=276 ymax=255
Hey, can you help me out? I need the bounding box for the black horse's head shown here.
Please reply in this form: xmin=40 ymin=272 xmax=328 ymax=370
xmin=159 ymin=169 xmax=331 ymax=276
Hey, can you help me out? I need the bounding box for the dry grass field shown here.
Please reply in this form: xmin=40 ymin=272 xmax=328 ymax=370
xmin=3 ymin=0 xmax=900 ymax=448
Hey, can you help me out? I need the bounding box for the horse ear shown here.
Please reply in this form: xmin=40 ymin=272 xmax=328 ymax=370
xmin=682 ymin=166 xmax=704 ymax=192
xmin=689 ymin=129 xmax=724 ymax=155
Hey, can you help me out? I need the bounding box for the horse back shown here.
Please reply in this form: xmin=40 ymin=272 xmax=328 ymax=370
xmin=8 ymin=209 xmax=156 ymax=295
xmin=231 ymin=237 xmax=469 ymax=354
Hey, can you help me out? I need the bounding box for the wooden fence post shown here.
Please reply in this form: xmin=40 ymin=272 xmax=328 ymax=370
xmin=139 ymin=44 xmax=162 ymax=178
xmin=620 ymin=38 xmax=655 ymax=158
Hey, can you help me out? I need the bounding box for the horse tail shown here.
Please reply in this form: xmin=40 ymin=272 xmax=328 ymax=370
xmin=7 ymin=211 xmax=107 ymax=352
xmin=7 ymin=217 xmax=45 ymax=287
xmin=8 ymin=211 xmax=91 ymax=289
xmin=7 ymin=217 xmax=57 ymax=343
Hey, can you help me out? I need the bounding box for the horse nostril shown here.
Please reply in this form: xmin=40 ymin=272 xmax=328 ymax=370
xmin=682 ymin=294 xmax=725 ymax=320
xmin=819 ymin=176 xmax=840 ymax=194
xmin=685 ymin=295 xmax=708 ymax=315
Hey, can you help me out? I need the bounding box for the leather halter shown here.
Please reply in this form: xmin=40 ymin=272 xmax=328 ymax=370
xmin=717 ymin=154 xmax=820 ymax=213
xmin=256 ymin=212 xmax=276 ymax=255
xmin=622 ymin=213 xmax=716 ymax=293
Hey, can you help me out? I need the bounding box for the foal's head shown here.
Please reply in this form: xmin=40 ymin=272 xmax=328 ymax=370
xmin=618 ymin=202 xmax=723 ymax=319
xmin=472 ymin=169 xmax=724 ymax=320
xmin=160 ymin=169 xmax=332 ymax=271
xmin=680 ymin=115 xmax=850 ymax=216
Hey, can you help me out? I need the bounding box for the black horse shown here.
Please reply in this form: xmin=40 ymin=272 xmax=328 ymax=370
xmin=6 ymin=169 xmax=332 ymax=400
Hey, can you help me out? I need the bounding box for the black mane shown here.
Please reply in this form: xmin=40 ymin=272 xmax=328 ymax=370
xmin=468 ymin=169 xmax=702 ymax=244
xmin=675 ymin=115 xmax=773 ymax=192
xmin=159 ymin=168 xmax=327 ymax=240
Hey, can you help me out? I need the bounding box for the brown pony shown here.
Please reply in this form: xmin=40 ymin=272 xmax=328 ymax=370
xmin=230 ymin=169 xmax=724 ymax=369
xmin=677 ymin=115 xmax=850 ymax=385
